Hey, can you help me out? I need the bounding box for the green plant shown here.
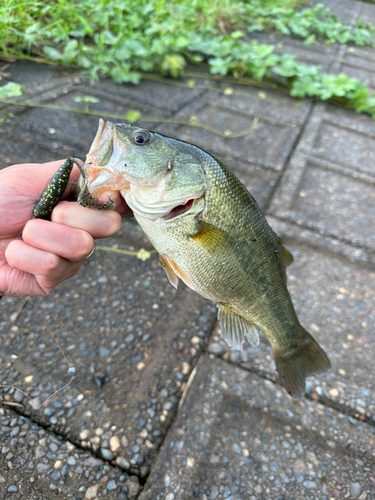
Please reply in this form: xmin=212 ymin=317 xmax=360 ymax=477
xmin=0 ymin=80 xmax=23 ymax=99
xmin=1 ymin=0 xmax=375 ymax=118
xmin=245 ymin=2 xmax=375 ymax=46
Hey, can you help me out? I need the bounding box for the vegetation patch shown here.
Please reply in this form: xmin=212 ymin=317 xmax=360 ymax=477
xmin=1 ymin=0 xmax=375 ymax=116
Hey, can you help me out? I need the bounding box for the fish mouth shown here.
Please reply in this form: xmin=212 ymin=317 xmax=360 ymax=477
xmin=163 ymin=198 xmax=195 ymax=220
xmin=124 ymin=190 xmax=204 ymax=221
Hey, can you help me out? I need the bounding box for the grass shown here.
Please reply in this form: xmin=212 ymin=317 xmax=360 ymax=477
xmin=2 ymin=0 xmax=375 ymax=117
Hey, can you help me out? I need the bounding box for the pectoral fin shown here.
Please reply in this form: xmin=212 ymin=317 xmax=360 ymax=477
xmin=190 ymin=220 xmax=232 ymax=253
xmin=159 ymin=255 xmax=178 ymax=289
xmin=217 ymin=305 xmax=260 ymax=350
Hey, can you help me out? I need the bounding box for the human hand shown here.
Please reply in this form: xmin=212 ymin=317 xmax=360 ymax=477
xmin=0 ymin=160 xmax=132 ymax=297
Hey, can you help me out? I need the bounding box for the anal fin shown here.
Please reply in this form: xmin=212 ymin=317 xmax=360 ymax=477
xmin=217 ymin=305 xmax=260 ymax=350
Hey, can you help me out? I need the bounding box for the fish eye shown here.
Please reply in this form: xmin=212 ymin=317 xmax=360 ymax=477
xmin=131 ymin=130 xmax=150 ymax=145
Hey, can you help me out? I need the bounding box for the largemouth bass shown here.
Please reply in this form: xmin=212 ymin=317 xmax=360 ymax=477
xmin=79 ymin=119 xmax=330 ymax=397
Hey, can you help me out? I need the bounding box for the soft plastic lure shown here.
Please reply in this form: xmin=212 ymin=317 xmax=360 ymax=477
xmin=32 ymin=156 xmax=115 ymax=220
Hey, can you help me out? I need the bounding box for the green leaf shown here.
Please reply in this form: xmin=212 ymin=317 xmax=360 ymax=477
xmin=290 ymin=76 xmax=320 ymax=98
xmin=303 ymin=34 xmax=315 ymax=45
xmin=43 ymin=46 xmax=63 ymax=61
xmin=231 ymin=30 xmax=244 ymax=39
xmin=273 ymin=54 xmax=298 ymax=77
xmin=110 ymin=66 xmax=141 ymax=84
xmin=114 ymin=44 xmax=132 ymax=61
xmin=0 ymin=82 xmax=24 ymax=99
xmin=126 ymin=110 xmax=141 ymax=123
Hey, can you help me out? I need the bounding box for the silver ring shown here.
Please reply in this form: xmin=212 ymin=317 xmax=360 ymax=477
xmin=84 ymin=247 xmax=96 ymax=260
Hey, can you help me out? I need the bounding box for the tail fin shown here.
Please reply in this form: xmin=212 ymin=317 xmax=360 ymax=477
xmin=274 ymin=328 xmax=330 ymax=398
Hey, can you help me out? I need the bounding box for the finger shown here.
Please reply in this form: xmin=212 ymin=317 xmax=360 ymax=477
xmin=5 ymin=240 xmax=81 ymax=292
xmin=51 ymin=201 xmax=123 ymax=238
xmin=22 ymin=219 xmax=94 ymax=262
xmin=100 ymin=190 xmax=134 ymax=218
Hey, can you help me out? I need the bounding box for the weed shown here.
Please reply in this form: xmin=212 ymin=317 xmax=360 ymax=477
xmin=1 ymin=0 xmax=375 ymax=116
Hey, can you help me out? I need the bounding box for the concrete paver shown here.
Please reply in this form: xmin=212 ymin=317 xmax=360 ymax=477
xmin=0 ymin=404 xmax=140 ymax=500
xmin=269 ymin=102 xmax=375 ymax=252
xmin=0 ymin=220 xmax=216 ymax=479
xmin=158 ymin=85 xmax=311 ymax=171
xmin=140 ymin=355 xmax=375 ymax=500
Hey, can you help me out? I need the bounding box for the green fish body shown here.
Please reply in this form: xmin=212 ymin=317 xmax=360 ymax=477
xmin=80 ymin=119 xmax=330 ymax=397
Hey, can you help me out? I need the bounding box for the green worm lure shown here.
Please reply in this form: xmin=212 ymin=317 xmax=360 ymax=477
xmin=32 ymin=157 xmax=115 ymax=220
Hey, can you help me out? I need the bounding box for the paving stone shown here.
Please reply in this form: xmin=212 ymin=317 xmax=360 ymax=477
xmin=0 ymin=405 xmax=136 ymax=499
xmin=93 ymin=76 xmax=205 ymax=114
xmin=0 ymin=60 xmax=82 ymax=119
xmin=0 ymin=88 xmax=168 ymax=166
xmin=139 ymin=354 xmax=375 ymax=500
xmin=324 ymin=0 xmax=363 ymax=23
xmin=0 ymin=61 xmax=215 ymax=482
xmin=0 ymin=221 xmax=216 ymax=476
xmin=5 ymin=59 xmax=78 ymax=92
xmin=1 ymin=70 xmax=202 ymax=167
xmin=157 ymin=86 xmax=311 ymax=171
xmin=269 ymin=103 xmax=375 ymax=251
xmin=338 ymin=47 xmax=375 ymax=93
xmin=250 ymin=31 xmax=338 ymax=72
xmin=207 ymin=236 xmax=375 ymax=422
xmin=358 ymin=0 xmax=375 ymax=25
xmin=2 ymin=17 xmax=375 ymax=496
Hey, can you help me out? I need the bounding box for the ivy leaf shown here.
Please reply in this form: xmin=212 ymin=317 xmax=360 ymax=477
xmin=273 ymin=54 xmax=298 ymax=77
xmin=209 ymin=56 xmax=234 ymax=75
xmin=231 ymin=30 xmax=244 ymax=39
xmin=62 ymin=39 xmax=78 ymax=64
xmin=0 ymin=82 xmax=24 ymax=99
xmin=290 ymin=76 xmax=320 ymax=98
xmin=110 ymin=66 xmax=141 ymax=84
xmin=303 ymin=34 xmax=316 ymax=45
xmin=114 ymin=44 xmax=132 ymax=61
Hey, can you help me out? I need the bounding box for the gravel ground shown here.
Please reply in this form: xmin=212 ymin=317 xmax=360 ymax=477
xmin=140 ymin=355 xmax=375 ymax=500
xmin=0 ymin=405 xmax=140 ymax=500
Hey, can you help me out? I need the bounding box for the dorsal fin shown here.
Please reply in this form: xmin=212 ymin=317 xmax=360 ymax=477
xmin=278 ymin=237 xmax=294 ymax=267
xmin=217 ymin=305 xmax=260 ymax=350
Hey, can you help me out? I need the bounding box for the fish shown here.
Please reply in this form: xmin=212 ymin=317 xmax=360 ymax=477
xmin=77 ymin=118 xmax=330 ymax=397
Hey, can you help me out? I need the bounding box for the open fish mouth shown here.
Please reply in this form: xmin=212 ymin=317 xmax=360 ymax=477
xmin=123 ymin=189 xmax=204 ymax=221
xmin=163 ymin=198 xmax=195 ymax=220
